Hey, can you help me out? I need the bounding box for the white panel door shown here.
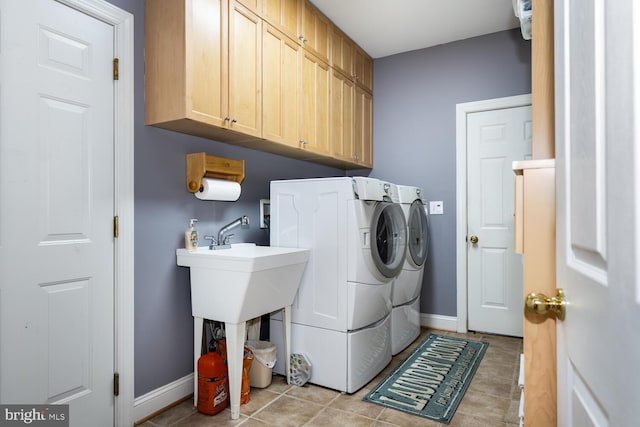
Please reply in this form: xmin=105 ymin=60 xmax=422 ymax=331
xmin=0 ymin=0 xmax=115 ymax=425
xmin=555 ymin=0 xmax=640 ymax=424
xmin=467 ymin=106 xmax=531 ymax=337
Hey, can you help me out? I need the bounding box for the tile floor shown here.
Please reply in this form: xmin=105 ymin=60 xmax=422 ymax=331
xmin=139 ymin=328 xmax=522 ymax=427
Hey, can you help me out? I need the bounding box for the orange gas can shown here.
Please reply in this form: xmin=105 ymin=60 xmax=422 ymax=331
xmin=197 ymin=351 xmax=228 ymax=415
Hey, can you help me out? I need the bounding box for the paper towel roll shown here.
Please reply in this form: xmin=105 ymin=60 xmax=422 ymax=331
xmin=195 ymin=178 xmax=241 ymax=201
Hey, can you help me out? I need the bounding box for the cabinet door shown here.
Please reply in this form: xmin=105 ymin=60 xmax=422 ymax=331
xmin=331 ymin=27 xmax=354 ymax=77
xmin=330 ymin=69 xmax=354 ymax=161
xmin=235 ymin=0 xmax=262 ymax=16
xmin=188 ymin=0 xmax=228 ymax=125
xmin=354 ymin=85 xmax=372 ymax=167
xmin=301 ymin=1 xmax=330 ymax=62
xmin=146 ymin=0 xmax=228 ymax=126
xmin=228 ymin=1 xmax=262 ymax=137
xmin=263 ymin=24 xmax=300 ymax=146
xmin=263 ymin=0 xmax=300 ymax=42
xmin=354 ymin=47 xmax=373 ymax=92
xmin=300 ymin=51 xmax=330 ymax=155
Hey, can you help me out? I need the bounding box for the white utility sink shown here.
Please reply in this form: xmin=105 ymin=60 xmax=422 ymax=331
xmin=176 ymin=243 xmax=309 ymax=420
xmin=176 ymin=243 xmax=309 ymax=322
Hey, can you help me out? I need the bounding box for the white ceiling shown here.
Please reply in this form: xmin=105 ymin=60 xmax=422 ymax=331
xmin=310 ymin=0 xmax=521 ymax=59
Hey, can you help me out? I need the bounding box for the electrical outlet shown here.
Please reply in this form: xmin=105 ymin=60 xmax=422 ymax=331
xmin=260 ymin=199 xmax=270 ymax=229
xmin=429 ymin=201 xmax=444 ymax=215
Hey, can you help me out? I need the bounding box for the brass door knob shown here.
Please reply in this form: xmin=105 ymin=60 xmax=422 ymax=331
xmin=469 ymin=235 xmax=479 ymax=244
xmin=525 ymin=288 xmax=566 ymax=321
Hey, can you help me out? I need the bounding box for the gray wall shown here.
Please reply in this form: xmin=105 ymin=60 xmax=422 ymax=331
xmin=370 ymin=29 xmax=531 ymax=316
xmin=106 ymin=0 xmax=530 ymax=397
xmin=105 ymin=0 xmax=345 ymax=397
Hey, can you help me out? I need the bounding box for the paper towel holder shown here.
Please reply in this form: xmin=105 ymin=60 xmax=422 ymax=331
xmin=186 ymin=152 xmax=245 ymax=193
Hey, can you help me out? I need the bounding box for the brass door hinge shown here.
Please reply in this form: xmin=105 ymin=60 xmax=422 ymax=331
xmin=114 ymin=372 xmax=120 ymax=396
xmin=113 ymin=58 xmax=119 ymax=80
xmin=114 ymin=216 xmax=119 ymax=238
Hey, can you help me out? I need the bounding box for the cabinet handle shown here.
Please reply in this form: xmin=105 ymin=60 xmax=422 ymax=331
xmin=231 ymin=118 xmax=237 ymax=123
xmin=224 ymin=116 xmax=231 ymax=121
xmin=299 ymin=140 xmax=307 ymax=146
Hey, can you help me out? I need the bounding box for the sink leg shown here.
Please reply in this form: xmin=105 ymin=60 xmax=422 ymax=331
xmin=193 ymin=316 xmax=204 ymax=406
xmin=283 ymin=306 xmax=291 ymax=384
xmin=225 ymin=321 xmax=246 ymax=420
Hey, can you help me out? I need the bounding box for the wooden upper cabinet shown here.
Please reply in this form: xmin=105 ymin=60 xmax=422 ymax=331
xmin=300 ymin=0 xmax=330 ymax=62
xmin=145 ymin=0 xmax=261 ymax=138
xmin=263 ymin=0 xmax=300 ymax=43
xmin=235 ymin=0 xmax=262 ymax=16
xmin=262 ymin=23 xmax=300 ymax=147
xmin=145 ymin=0 xmax=371 ymax=169
xmin=354 ymin=46 xmax=373 ymax=92
xmin=145 ymin=0 xmax=228 ymax=127
xmin=330 ymin=69 xmax=354 ymax=162
xmin=300 ymin=50 xmax=330 ymax=156
xmin=354 ymin=85 xmax=373 ymax=167
xmin=228 ymin=1 xmax=262 ymax=137
xmin=332 ymin=27 xmax=373 ymax=93
xmin=330 ymin=68 xmax=371 ymax=167
xmin=331 ymin=27 xmax=354 ymax=77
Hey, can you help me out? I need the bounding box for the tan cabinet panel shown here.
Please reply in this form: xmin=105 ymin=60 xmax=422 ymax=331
xmin=301 ymin=0 xmax=330 ymax=62
xmin=263 ymin=0 xmax=300 ymax=42
xmin=228 ymin=1 xmax=262 ymax=137
xmin=354 ymin=47 xmax=373 ymax=92
xmin=236 ymin=0 xmax=262 ymax=15
xmin=331 ymin=27 xmax=354 ymax=77
xmin=145 ymin=0 xmax=228 ymax=127
xmin=330 ymin=69 xmax=354 ymax=162
xmin=300 ymin=51 xmax=330 ymax=156
xmin=263 ymin=23 xmax=300 ymax=146
xmin=354 ymin=85 xmax=372 ymax=167
xmin=513 ymin=159 xmax=556 ymax=427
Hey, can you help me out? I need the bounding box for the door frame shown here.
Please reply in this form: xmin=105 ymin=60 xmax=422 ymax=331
xmin=455 ymin=94 xmax=531 ymax=333
xmin=55 ymin=0 xmax=135 ymax=425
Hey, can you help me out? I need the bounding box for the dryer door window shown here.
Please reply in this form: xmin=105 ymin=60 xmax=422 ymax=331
xmin=408 ymin=200 xmax=429 ymax=267
xmin=370 ymin=202 xmax=407 ymax=278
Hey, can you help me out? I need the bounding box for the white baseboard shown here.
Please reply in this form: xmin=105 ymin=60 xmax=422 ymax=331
xmin=420 ymin=313 xmax=458 ymax=331
xmin=133 ymin=373 xmax=194 ymax=423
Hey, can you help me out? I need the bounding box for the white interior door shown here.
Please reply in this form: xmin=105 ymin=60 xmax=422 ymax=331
xmin=0 ymin=0 xmax=116 ymax=424
xmin=467 ymin=106 xmax=531 ymax=337
xmin=555 ymin=0 xmax=640 ymax=424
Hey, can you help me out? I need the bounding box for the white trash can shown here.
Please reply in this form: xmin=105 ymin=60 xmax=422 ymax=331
xmin=245 ymin=340 xmax=277 ymax=388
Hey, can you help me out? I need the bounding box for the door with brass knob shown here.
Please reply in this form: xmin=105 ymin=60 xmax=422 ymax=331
xmin=525 ymin=288 xmax=566 ymax=321
xmin=555 ymin=1 xmax=640 ymax=422
xmin=465 ymin=104 xmax=530 ymax=337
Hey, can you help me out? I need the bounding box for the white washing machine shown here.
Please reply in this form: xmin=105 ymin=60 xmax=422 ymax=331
xmin=391 ymin=185 xmax=429 ymax=355
xmin=269 ymin=177 xmax=407 ymax=392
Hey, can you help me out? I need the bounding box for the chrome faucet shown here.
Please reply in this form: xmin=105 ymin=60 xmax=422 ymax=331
xmin=208 ymin=215 xmax=249 ymax=249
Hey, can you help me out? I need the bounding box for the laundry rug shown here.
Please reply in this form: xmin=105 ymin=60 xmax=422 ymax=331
xmin=363 ymin=333 xmax=488 ymax=424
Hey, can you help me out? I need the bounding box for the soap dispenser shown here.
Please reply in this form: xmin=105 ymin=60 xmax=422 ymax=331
xmin=185 ymin=218 xmax=198 ymax=251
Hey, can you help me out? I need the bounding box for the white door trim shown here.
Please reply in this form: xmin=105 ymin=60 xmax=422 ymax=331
xmin=455 ymin=94 xmax=531 ymax=333
xmin=56 ymin=1 xmax=135 ymax=425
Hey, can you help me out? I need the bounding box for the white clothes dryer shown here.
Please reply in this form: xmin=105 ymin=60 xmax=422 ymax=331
xmin=391 ymin=185 xmax=429 ymax=355
xmin=269 ymin=177 xmax=407 ymax=392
